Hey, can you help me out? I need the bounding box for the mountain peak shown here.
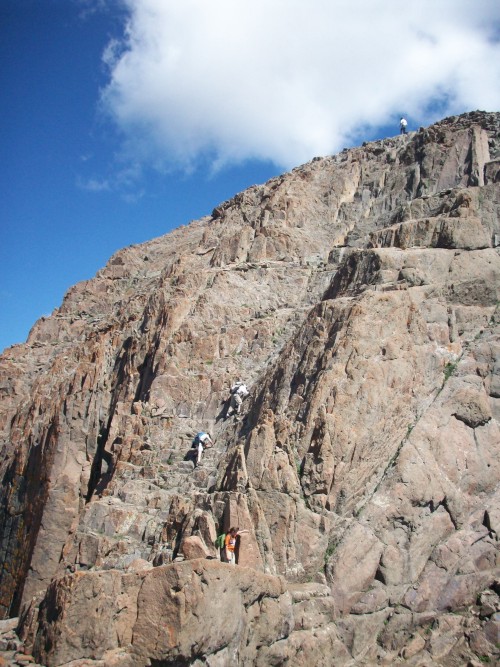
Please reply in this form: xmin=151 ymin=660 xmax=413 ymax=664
xmin=1 ymin=111 xmax=499 ymax=666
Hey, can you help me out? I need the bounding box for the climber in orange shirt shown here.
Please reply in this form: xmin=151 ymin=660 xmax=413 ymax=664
xmin=224 ymin=527 xmax=249 ymax=565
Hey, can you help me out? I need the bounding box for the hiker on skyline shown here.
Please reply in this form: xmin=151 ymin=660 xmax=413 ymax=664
xmin=400 ymin=116 xmax=408 ymax=134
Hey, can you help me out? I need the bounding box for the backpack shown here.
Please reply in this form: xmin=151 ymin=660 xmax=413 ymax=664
xmin=215 ymin=533 xmax=226 ymax=549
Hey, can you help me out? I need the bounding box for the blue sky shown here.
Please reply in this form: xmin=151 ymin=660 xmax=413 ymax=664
xmin=1 ymin=0 xmax=499 ymax=352
xmin=0 ymin=0 xmax=280 ymax=351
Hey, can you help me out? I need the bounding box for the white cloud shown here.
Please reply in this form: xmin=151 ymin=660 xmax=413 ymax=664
xmin=76 ymin=164 xmax=144 ymax=199
xmin=100 ymin=0 xmax=500 ymax=170
xmin=77 ymin=177 xmax=111 ymax=192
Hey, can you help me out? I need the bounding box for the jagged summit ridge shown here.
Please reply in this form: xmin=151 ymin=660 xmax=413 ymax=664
xmin=0 ymin=111 xmax=499 ymax=666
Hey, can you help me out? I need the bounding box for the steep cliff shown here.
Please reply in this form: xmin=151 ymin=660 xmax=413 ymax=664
xmin=0 ymin=111 xmax=499 ymax=666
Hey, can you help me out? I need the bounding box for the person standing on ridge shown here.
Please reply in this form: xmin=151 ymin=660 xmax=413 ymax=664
xmin=400 ymin=116 xmax=408 ymax=134
xmin=192 ymin=431 xmax=213 ymax=466
xmin=226 ymin=381 xmax=249 ymax=418
xmin=225 ymin=527 xmax=249 ymax=565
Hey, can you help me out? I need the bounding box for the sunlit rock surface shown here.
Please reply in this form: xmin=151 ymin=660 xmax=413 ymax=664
xmin=1 ymin=111 xmax=499 ymax=666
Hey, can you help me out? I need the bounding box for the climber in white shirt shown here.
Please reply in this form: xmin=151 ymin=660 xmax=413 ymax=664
xmin=227 ymin=381 xmax=249 ymax=417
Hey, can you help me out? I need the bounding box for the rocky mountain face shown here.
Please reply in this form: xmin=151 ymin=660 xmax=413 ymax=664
xmin=0 ymin=111 xmax=499 ymax=666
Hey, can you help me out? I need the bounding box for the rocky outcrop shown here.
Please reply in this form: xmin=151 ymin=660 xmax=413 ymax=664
xmin=0 ymin=111 xmax=499 ymax=666
xmin=25 ymin=561 xmax=346 ymax=667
